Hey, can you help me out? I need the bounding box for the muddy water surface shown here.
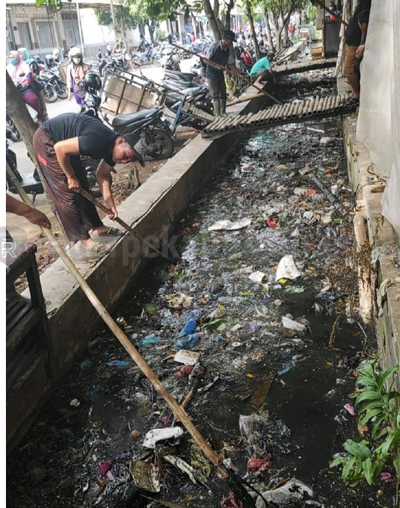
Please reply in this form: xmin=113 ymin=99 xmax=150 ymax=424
xmin=7 ymin=112 xmax=396 ymax=508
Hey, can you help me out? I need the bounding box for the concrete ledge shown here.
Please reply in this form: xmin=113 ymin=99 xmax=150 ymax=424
xmin=25 ymin=89 xmax=262 ymax=382
xmin=344 ymin=117 xmax=400 ymax=390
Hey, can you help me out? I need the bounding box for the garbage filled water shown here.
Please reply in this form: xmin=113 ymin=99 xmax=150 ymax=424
xmin=7 ymin=97 xmax=397 ymax=506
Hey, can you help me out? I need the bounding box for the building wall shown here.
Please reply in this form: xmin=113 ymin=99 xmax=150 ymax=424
xmin=356 ymin=1 xmax=400 ymax=240
xmin=6 ymin=2 xmax=144 ymax=58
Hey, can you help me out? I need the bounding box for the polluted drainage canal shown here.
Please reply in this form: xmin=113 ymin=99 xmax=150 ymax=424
xmin=8 ymin=119 xmax=395 ymax=508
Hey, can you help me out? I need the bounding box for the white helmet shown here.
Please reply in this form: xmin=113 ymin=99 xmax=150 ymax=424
xmin=69 ymin=46 xmax=82 ymax=59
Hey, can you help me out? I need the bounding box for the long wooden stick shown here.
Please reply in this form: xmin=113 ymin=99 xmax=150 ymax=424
xmin=169 ymin=42 xmax=282 ymax=105
xmin=6 ymin=164 xmax=228 ymax=478
xmin=226 ymin=92 xmax=265 ymax=107
xmin=78 ymin=188 xmax=176 ymax=263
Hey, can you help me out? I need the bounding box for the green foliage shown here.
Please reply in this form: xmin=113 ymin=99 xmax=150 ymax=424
xmin=330 ymin=360 xmax=400 ymax=488
xmin=155 ymin=27 xmax=166 ymax=40
xmin=145 ymin=0 xmax=188 ymax=21
xmin=93 ymin=7 xmax=112 ymax=27
xmin=94 ymin=3 xmax=138 ymax=30
xmin=304 ymin=3 xmax=316 ymax=23
xmin=36 ymin=0 xmax=63 ymax=10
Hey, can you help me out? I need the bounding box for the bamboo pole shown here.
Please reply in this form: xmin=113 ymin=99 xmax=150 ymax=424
xmin=78 ymin=189 xmax=175 ymax=263
xmin=168 ymin=42 xmax=282 ymax=105
xmin=226 ymin=93 xmax=265 ymax=107
xmin=6 ymin=164 xmax=229 ymax=479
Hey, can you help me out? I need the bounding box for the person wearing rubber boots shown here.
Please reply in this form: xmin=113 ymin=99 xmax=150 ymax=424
xmin=205 ymin=30 xmax=241 ymax=117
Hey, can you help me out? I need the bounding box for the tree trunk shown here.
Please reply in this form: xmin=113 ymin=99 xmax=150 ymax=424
xmin=262 ymin=7 xmax=274 ymax=52
xmin=148 ymin=23 xmax=155 ymax=45
xmin=224 ymin=0 xmax=235 ymax=30
xmin=202 ymin=0 xmax=222 ymax=40
xmin=277 ymin=25 xmax=283 ymax=51
xmin=6 ymin=72 xmax=67 ymax=241
xmin=245 ymin=1 xmax=260 ymax=60
xmin=6 ymin=73 xmax=37 ymax=162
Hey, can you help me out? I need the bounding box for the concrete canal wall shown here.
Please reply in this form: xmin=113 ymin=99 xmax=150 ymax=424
xmin=10 ymin=88 xmax=268 ymax=452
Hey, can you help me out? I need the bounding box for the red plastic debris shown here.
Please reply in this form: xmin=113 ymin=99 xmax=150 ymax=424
xmin=160 ymin=415 xmax=171 ymax=426
xmin=267 ymin=219 xmax=279 ymax=228
xmin=175 ymin=365 xmax=194 ymax=379
xmin=344 ymin=403 xmax=355 ymax=416
xmin=381 ymin=472 xmax=393 ymax=483
xmin=98 ymin=461 xmax=112 ymax=475
xmin=220 ymin=491 xmax=243 ymax=508
xmin=247 ymin=455 xmax=271 ymax=473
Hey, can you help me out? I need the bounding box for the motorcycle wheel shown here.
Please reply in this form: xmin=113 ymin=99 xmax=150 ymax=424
xmin=6 ymin=116 xmax=21 ymax=142
xmin=132 ymin=57 xmax=141 ymax=68
xmin=84 ymin=160 xmax=102 ymax=198
xmin=44 ymin=84 xmax=58 ymax=103
xmin=145 ymin=129 xmax=174 ymax=160
xmin=57 ymin=84 xmax=68 ymax=100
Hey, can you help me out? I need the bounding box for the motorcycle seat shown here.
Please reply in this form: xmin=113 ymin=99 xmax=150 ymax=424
xmin=112 ymin=108 xmax=160 ymax=127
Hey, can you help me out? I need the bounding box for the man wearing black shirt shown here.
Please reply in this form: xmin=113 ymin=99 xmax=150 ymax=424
xmin=33 ymin=113 xmax=144 ymax=255
xmin=205 ymin=30 xmax=241 ymax=117
xmin=343 ymin=0 xmax=371 ymax=98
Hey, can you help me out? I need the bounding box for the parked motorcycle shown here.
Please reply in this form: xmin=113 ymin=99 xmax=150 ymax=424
xmin=81 ymin=72 xmax=175 ymax=161
xmin=112 ymin=108 xmax=174 ymax=160
xmin=37 ymin=77 xmax=58 ymax=103
xmin=163 ymin=84 xmax=213 ymax=130
xmin=6 ymin=114 xmax=21 ymax=143
xmin=234 ymin=44 xmax=254 ymax=74
xmin=39 ymin=69 xmax=68 ymax=100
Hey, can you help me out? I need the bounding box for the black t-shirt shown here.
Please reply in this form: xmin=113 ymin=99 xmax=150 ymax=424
xmin=344 ymin=0 xmax=371 ymax=46
xmin=42 ymin=113 xmax=118 ymax=166
xmin=206 ymin=42 xmax=234 ymax=81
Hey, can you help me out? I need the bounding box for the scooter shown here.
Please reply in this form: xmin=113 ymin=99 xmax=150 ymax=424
xmin=111 ymin=108 xmax=175 ymax=160
xmin=40 ymin=69 xmax=68 ymax=100
xmin=81 ymin=88 xmax=175 ymax=161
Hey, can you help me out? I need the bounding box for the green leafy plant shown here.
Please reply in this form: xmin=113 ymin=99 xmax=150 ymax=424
xmin=330 ymin=360 xmax=400 ymax=498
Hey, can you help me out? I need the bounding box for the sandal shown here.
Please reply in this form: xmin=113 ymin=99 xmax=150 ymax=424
xmin=77 ymin=242 xmax=110 ymax=257
xmin=91 ymin=227 xmax=123 ymax=238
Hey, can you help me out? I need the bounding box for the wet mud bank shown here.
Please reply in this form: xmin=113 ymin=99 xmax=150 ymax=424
xmin=8 ymin=107 xmax=397 ymax=507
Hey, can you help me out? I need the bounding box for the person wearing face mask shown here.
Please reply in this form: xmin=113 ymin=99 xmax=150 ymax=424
xmin=18 ymin=47 xmax=49 ymax=122
xmin=7 ymin=50 xmax=42 ymax=118
xmin=66 ymin=47 xmax=91 ymax=105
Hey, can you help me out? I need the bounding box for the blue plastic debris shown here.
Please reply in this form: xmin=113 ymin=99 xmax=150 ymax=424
xmin=106 ymin=360 xmax=131 ymax=367
xmin=139 ymin=335 xmax=160 ymax=347
xmin=79 ymin=359 xmax=93 ymax=371
xmin=278 ymin=362 xmax=294 ymax=376
xmin=179 ymin=318 xmax=197 ymax=337
xmin=174 ymin=333 xmax=200 ymax=351
xmin=188 ymin=309 xmax=204 ymax=320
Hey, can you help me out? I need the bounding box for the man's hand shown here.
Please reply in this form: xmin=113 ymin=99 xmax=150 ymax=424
xmin=356 ymin=45 xmax=365 ymax=60
xmin=104 ymin=197 xmax=118 ymax=220
xmin=25 ymin=208 xmax=51 ymax=229
xmin=67 ymin=177 xmax=81 ymax=191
